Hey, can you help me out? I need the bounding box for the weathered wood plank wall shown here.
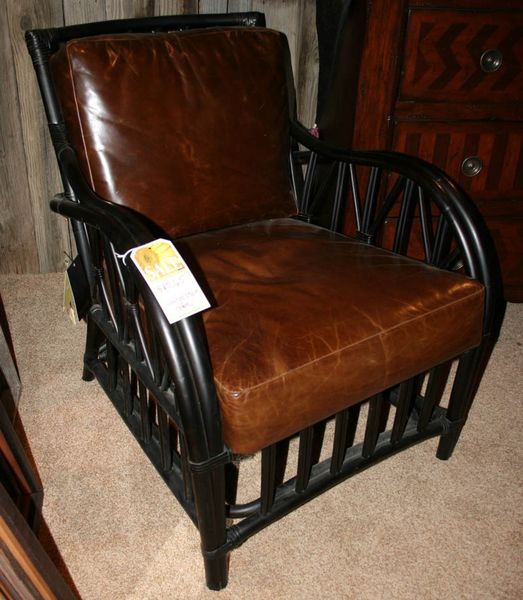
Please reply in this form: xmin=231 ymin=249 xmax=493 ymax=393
xmin=0 ymin=0 xmax=318 ymax=274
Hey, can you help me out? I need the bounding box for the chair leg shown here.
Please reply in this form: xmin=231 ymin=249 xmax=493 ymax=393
xmin=191 ymin=467 xmax=229 ymax=590
xmin=436 ymin=423 xmax=464 ymax=461
xmin=82 ymin=313 xmax=99 ymax=381
xmin=203 ymin=554 xmax=229 ymax=591
xmin=436 ymin=346 xmax=485 ymax=460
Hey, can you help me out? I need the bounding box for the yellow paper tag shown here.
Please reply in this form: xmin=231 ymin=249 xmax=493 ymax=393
xmin=130 ymin=239 xmax=210 ymax=324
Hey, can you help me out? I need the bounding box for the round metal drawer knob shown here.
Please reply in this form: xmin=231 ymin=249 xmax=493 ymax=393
xmin=480 ymin=48 xmax=503 ymax=73
xmin=461 ymin=156 xmax=483 ymax=177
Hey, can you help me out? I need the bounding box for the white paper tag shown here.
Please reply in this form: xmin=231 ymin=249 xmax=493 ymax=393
xmin=130 ymin=239 xmax=210 ymax=324
xmin=64 ymin=270 xmax=80 ymax=325
xmin=63 ymin=256 xmax=90 ymax=325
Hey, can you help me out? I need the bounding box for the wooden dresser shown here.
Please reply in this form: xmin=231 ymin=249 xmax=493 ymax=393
xmin=350 ymin=0 xmax=523 ymax=301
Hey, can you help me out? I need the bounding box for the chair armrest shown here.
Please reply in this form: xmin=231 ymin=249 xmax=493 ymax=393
xmin=51 ymin=145 xmax=157 ymax=251
xmin=51 ymin=148 xmax=225 ymax=468
xmin=290 ymin=120 xmax=504 ymax=337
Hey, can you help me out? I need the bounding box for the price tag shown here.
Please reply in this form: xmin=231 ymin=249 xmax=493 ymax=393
xmin=63 ymin=256 xmax=89 ymax=325
xmin=130 ymin=239 xmax=210 ymax=324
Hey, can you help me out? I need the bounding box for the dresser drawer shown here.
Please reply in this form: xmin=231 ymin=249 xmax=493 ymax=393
xmin=486 ymin=214 xmax=523 ymax=300
xmin=393 ymin=121 xmax=523 ymax=201
xmin=400 ymin=9 xmax=523 ymax=103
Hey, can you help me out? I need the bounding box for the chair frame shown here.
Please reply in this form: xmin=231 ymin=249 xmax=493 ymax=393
xmin=25 ymin=13 xmax=502 ymax=590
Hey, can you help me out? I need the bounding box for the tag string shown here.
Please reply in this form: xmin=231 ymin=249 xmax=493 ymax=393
xmin=114 ymin=248 xmax=133 ymax=266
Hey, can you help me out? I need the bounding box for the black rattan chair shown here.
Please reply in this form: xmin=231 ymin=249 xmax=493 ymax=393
xmin=25 ymin=12 xmax=502 ymax=590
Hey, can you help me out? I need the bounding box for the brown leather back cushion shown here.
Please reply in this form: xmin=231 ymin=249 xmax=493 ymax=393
xmin=50 ymin=28 xmax=297 ymax=237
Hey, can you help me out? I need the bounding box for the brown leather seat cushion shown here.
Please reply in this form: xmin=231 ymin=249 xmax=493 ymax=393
xmin=180 ymin=218 xmax=485 ymax=454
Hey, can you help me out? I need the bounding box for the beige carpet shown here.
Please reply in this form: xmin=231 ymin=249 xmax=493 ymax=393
xmin=0 ymin=273 xmax=521 ymax=600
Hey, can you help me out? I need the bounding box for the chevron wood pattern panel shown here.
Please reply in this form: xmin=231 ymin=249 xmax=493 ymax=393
xmin=347 ymin=0 xmax=523 ymax=300
xmin=393 ymin=121 xmax=523 ymax=201
xmin=486 ymin=216 xmax=523 ymax=290
xmin=393 ymin=120 xmax=523 ymax=296
xmin=401 ymin=10 xmax=523 ymax=102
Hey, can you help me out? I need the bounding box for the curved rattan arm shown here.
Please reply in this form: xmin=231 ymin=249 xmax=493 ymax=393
xmin=290 ymin=120 xmax=503 ymax=338
xmin=51 ymin=149 xmax=225 ymax=468
xmin=53 ymin=146 xmax=158 ymax=251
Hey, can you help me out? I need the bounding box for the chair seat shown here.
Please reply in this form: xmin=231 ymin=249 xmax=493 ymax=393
xmin=180 ymin=218 xmax=484 ymax=454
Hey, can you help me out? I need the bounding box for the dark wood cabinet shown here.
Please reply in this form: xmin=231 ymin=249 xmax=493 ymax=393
xmin=0 ymin=295 xmax=76 ymax=598
xmin=350 ymin=0 xmax=523 ymax=301
xmin=1 ymin=293 xmax=43 ymax=532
